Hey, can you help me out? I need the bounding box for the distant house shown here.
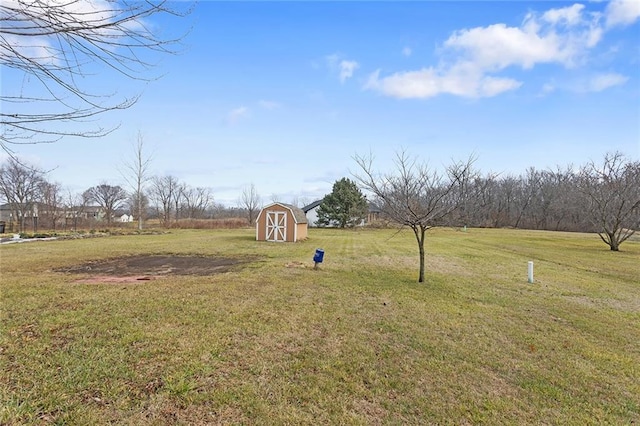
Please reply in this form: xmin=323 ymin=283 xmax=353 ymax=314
xmin=0 ymin=202 xmax=48 ymax=222
xmin=302 ymin=200 xmax=323 ymax=227
xmin=302 ymin=199 xmax=382 ymax=227
xmin=0 ymin=202 xmax=56 ymax=229
xmin=0 ymin=201 xmax=62 ymax=231
xmin=119 ymin=214 xmax=134 ymax=223
xmin=0 ymin=204 xmax=113 ymax=222
xmin=367 ymin=203 xmax=382 ymax=224
xmin=0 ymin=203 xmax=16 ymax=223
xmin=256 ymin=202 xmax=308 ymax=242
xmin=66 ymin=205 xmax=105 ymax=221
xmin=61 ymin=205 xmax=107 ymax=230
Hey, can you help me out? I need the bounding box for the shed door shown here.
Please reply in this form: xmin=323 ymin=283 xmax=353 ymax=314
xmin=266 ymin=211 xmax=287 ymax=242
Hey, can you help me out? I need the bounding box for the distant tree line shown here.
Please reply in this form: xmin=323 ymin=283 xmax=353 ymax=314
xmin=451 ymin=152 xmax=639 ymax=250
xmin=0 ymin=157 xmax=260 ymax=232
xmin=1 ymin=152 xmax=638 ymax=251
xmin=354 ymin=150 xmax=638 ymax=282
xmin=358 ymin=151 xmax=638 ymax=248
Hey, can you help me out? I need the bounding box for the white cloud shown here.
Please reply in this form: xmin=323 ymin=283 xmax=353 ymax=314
xmin=584 ymin=72 xmax=628 ymax=92
xmin=1 ymin=0 xmax=151 ymax=68
xmin=542 ymin=3 xmax=586 ymax=26
xmin=444 ymin=24 xmax=565 ymax=70
xmin=225 ymin=106 xmax=249 ymax=125
xmin=2 ymin=0 xmax=116 ymax=22
xmin=538 ymin=73 xmax=627 ymax=95
xmin=339 ymin=60 xmax=359 ymax=83
xmin=444 ymin=4 xmax=604 ymax=70
xmin=365 ymin=66 xmax=521 ymax=99
xmin=365 ymin=69 xmax=438 ymax=99
xmin=605 ymin=0 xmax=640 ymax=28
xmin=478 ymin=76 xmax=523 ymax=97
xmin=402 ymin=46 xmax=412 ymax=57
xmin=325 ymin=54 xmax=359 ymax=82
xmin=2 ymin=33 xmax=55 ymax=65
xmin=1 ymin=0 xmax=114 ymax=65
xmin=365 ymin=3 xmax=629 ymax=100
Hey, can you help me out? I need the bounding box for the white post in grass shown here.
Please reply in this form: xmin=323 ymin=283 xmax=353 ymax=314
xmin=528 ymin=261 xmax=534 ymax=283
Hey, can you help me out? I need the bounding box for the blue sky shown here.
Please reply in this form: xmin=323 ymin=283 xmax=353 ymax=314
xmin=3 ymin=0 xmax=640 ymax=206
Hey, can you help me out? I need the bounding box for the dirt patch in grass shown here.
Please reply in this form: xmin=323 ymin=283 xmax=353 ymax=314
xmin=55 ymin=255 xmax=250 ymax=283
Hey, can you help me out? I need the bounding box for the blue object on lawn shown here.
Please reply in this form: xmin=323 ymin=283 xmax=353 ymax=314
xmin=313 ymin=249 xmax=325 ymax=263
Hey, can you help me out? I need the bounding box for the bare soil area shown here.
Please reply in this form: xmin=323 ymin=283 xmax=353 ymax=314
xmin=55 ymin=255 xmax=249 ymax=283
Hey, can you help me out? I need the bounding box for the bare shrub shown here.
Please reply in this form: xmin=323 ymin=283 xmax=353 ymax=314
xmin=168 ymin=219 xmax=249 ymax=230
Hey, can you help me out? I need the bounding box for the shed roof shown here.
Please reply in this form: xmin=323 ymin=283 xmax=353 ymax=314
xmin=260 ymin=202 xmax=308 ymax=224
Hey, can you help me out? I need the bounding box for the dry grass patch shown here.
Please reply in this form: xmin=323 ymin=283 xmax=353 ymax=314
xmin=1 ymin=228 xmax=638 ymax=424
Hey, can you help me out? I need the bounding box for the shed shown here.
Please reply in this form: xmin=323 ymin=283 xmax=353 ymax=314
xmin=256 ymin=202 xmax=308 ymax=242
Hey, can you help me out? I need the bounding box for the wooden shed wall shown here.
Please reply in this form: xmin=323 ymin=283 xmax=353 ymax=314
xmin=256 ymin=203 xmax=306 ymax=242
xmin=296 ymin=222 xmax=308 ymax=241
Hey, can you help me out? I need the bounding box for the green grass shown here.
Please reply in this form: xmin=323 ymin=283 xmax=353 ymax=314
xmin=1 ymin=228 xmax=638 ymax=424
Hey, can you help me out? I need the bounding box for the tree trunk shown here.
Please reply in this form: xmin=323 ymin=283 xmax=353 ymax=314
xmin=413 ymin=226 xmax=427 ymax=283
xmin=600 ymin=231 xmax=620 ymax=251
xmin=609 ymin=233 xmax=619 ymax=251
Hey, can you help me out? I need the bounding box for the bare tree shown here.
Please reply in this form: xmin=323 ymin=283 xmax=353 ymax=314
xmin=0 ymin=0 xmax=191 ymax=154
xmin=579 ymin=152 xmax=640 ymax=251
xmin=270 ymin=194 xmax=282 ymax=203
xmin=530 ymin=167 xmax=577 ymax=231
xmin=494 ymin=176 xmax=518 ymax=228
xmin=126 ymin=191 xmax=149 ymax=224
xmin=38 ymin=180 xmax=63 ymax=231
xmin=182 ymin=186 xmax=213 ymax=219
xmin=173 ymin=182 xmax=186 ymax=222
xmin=120 ymin=132 xmax=152 ymax=230
xmin=239 ymin=183 xmax=261 ymax=225
xmin=512 ymin=167 xmax=542 ymax=229
xmin=208 ymin=202 xmax=235 ymax=219
xmin=64 ymin=189 xmax=88 ymax=231
xmin=354 ymin=150 xmax=474 ymax=283
xmin=296 ymin=196 xmax=311 ymax=209
xmin=0 ymin=157 xmax=46 ymax=231
xmin=150 ymin=175 xmax=181 ymax=227
xmin=464 ymin=172 xmax=500 ymax=228
xmin=84 ymin=183 xmax=128 ymax=226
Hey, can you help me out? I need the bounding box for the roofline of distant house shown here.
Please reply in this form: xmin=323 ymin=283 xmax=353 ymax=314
xmin=302 ymin=199 xmax=322 ymax=213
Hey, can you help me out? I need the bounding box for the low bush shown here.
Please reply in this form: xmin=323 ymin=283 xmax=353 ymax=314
xmin=18 ymin=232 xmax=58 ymax=239
xmin=168 ymin=218 xmax=249 ymax=229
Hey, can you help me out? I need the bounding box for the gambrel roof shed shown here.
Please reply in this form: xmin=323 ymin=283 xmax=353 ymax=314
xmin=256 ymin=202 xmax=308 ymax=242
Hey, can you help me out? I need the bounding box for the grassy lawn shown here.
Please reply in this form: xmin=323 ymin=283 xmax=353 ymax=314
xmin=1 ymin=228 xmax=638 ymax=424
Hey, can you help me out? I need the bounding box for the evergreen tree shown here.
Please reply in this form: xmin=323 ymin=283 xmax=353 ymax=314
xmin=317 ymin=178 xmax=368 ymax=228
